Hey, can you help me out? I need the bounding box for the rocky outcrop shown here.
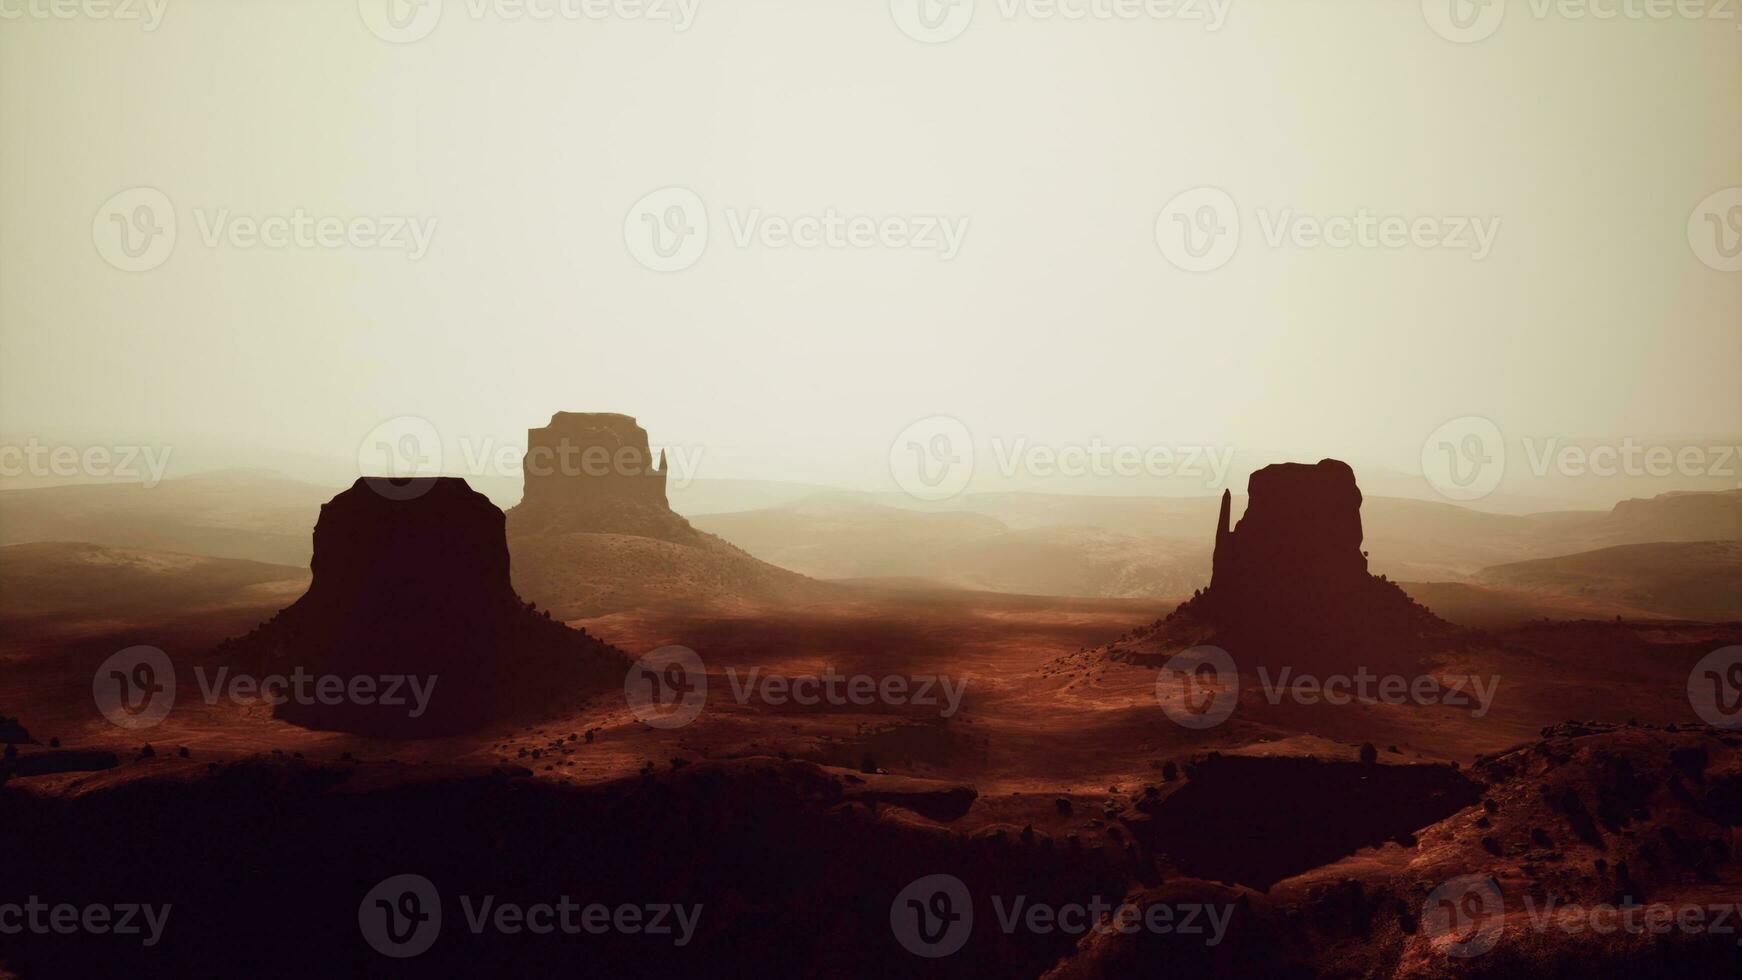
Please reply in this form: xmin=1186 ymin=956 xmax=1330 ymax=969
xmin=504 ymin=413 xmax=825 ymax=619
xmin=218 ymin=477 xmax=626 ymax=737
xmin=1210 ymin=460 xmax=1368 ymax=596
xmin=1115 ymin=460 xmax=1452 ymax=667
xmin=507 ymin=412 xmax=696 ymax=541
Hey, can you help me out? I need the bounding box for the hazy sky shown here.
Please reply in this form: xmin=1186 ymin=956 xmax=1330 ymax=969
xmin=2 ymin=0 xmax=1738 ymax=505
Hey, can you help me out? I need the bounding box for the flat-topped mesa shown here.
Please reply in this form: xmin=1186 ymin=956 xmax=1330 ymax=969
xmin=219 ymin=477 xmax=625 ymax=738
xmin=521 ymin=412 xmax=668 ymax=510
xmin=1208 ymin=459 xmax=1369 ymax=614
xmin=305 ymin=477 xmax=519 ymax=616
xmin=1149 ymin=458 xmax=1448 ymax=668
xmin=507 ymin=412 xmax=699 ymax=542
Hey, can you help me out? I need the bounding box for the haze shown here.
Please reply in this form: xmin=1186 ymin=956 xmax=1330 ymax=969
xmin=1 ymin=0 xmax=1737 ymax=509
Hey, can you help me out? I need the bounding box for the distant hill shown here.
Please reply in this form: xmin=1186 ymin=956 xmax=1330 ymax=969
xmin=3 ymin=468 xmax=1736 ymax=615
xmin=0 ymin=541 xmax=309 ymax=623
xmin=1474 ymin=540 xmax=1742 ymax=621
xmin=0 ymin=470 xmax=333 ymax=566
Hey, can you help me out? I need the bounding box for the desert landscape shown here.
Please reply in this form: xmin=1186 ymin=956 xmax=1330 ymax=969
xmin=2 ymin=412 xmax=1739 ymax=977
xmin=4 ymin=3 xmax=1740 ymax=977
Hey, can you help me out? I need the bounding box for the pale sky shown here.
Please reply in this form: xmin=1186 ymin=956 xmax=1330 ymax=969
xmin=2 ymin=0 xmax=1738 ymax=507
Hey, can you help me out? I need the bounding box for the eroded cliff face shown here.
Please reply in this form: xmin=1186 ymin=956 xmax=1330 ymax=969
xmin=1126 ymin=459 xmax=1450 ymax=668
xmin=506 ymin=413 xmax=698 ymax=542
xmin=1205 ymin=459 xmax=1379 ymax=637
xmin=219 ymin=477 xmax=624 ymax=737
xmin=501 ymin=412 xmax=823 ymax=619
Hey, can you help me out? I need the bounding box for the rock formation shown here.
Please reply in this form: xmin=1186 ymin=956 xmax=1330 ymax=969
xmin=1205 ymin=459 xmax=1377 ymax=633
xmin=507 ymin=412 xmax=696 ymax=541
xmin=1114 ymin=459 xmax=1451 ymax=667
xmin=219 ymin=477 xmax=626 ymax=737
xmin=504 ymin=413 xmax=824 ymax=618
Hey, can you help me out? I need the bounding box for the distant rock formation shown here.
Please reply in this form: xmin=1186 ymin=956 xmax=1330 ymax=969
xmin=504 ymin=413 xmax=824 ymax=619
xmin=219 ymin=477 xmax=626 ymax=737
xmin=1205 ymin=459 xmax=1374 ymax=631
xmin=1113 ymin=460 xmax=1451 ymax=667
xmin=508 ymin=412 xmax=696 ymax=542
